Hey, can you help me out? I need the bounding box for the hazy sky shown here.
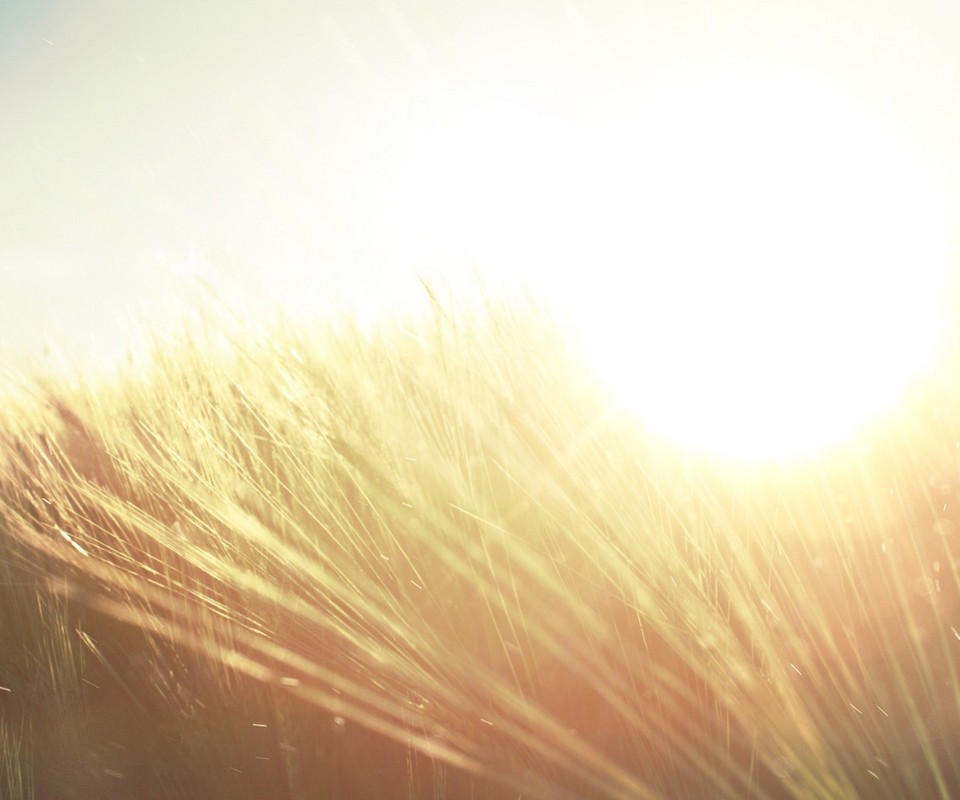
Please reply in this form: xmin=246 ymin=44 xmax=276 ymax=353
xmin=2 ymin=0 xmax=960 ymax=377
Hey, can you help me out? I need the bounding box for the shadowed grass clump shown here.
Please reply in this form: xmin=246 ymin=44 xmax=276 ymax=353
xmin=2 ymin=293 xmax=960 ymax=799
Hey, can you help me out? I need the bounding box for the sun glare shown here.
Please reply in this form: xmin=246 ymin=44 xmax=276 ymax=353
xmin=575 ymin=71 xmax=951 ymax=462
xmin=388 ymin=68 xmax=951 ymax=463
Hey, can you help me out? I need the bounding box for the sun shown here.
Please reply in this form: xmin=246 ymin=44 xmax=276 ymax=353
xmin=567 ymin=70 xmax=952 ymax=462
xmin=383 ymin=67 xmax=951 ymax=463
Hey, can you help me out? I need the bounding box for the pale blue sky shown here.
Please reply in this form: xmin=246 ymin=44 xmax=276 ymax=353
xmin=0 ymin=0 xmax=55 ymax=45
xmin=2 ymin=0 xmax=959 ymax=378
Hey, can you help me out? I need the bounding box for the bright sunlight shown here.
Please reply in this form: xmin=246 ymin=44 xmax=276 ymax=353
xmin=388 ymin=67 xmax=952 ymax=462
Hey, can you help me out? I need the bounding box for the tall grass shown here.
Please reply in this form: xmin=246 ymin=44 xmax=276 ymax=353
xmin=2 ymin=290 xmax=960 ymax=798
xmin=0 ymin=718 xmax=32 ymax=800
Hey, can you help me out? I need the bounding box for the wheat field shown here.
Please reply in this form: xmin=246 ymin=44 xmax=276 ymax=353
xmin=2 ymin=291 xmax=960 ymax=799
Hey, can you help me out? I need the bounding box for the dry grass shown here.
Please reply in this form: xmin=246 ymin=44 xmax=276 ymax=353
xmin=2 ymin=290 xmax=960 ymax=799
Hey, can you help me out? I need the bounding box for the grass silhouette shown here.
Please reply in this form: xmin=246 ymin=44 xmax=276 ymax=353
xmin=2 ymin=289 xmax=960 ymax=799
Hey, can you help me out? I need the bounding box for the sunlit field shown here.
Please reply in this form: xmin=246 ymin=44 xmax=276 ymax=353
xmin=3 ymin=2 xmax=960 ymax=797
xmin=3 ymin=286 xmax=960 ymax=800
